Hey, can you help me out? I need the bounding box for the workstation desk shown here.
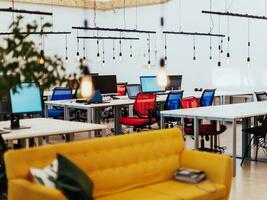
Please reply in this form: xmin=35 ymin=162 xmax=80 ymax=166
xmin=45 ymin=90 xmax=254 ymax=134
xmin=0 ymin=118 xmax=107 ymax=148
xmin=160 ymin=101 xmax=267 ymax=177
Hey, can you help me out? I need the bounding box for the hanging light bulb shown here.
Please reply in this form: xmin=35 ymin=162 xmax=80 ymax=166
xmin=147 ymin=60 xmax=151 ymax=69
xmin=76 ymin=51 xmax=80 ymax=62
xmin=130 ymin=40 xmax=133 ymax=58
xmin=65 ymin=34 xmax=68 ymax=64
xmin=226 ymin=16 xmax=231 ymax=64
xmin=209 ymin=56 xmax=212 ymax=63
xmin=226 ymin=52 xmax=230 ymax=64
xmin=76 ymin=37 xmax=80 ymax=61
xmin=39 ymin=50 xmax=45 ymax=65
xmin=193 ymin=36 xmax=196 ymax=63
xmin=81 ymin=65 xmax=95 ymax=100
xmin=112 ymin=40 xmax=116 ymax=63
xmin=157 ymin=58 xmax=169 ymax=89
xmin=119 ymin=39 xmax=122 ymax=62
xmin=164 ymin=34 xmax=168 ymax=65
xmin=96 ymin=40 xmax=100 ymax=63
xmin=119 ymin=52 xmax=122 ymax=61
xmin=247 ymin=19 xmax=251 ymax=68
xmin=102 ymin=40 xmax=105 ymax=66
xmin=247 ymin=57 xmax=251 ymax=68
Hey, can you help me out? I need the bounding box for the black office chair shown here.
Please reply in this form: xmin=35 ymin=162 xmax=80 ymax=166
xmin=255 ymin=91 xmax=267 ymax=101
xmin=241 ymin=118 xmax=267 ymax=166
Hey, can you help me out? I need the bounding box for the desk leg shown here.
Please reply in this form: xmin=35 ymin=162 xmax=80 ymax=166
xmin=114 ymin=106 xmax=122 ymax=135
xmin=160 ymin=113 xmax=165 ymax=129
xmin=233 ymin=119 xmax=237 ymax=177
xmin=242 ymin=118 xmax=251 ymax=159
xmin=194 ymin=117 xmax=199 ymax=150
xmin=219 ymin=96 xmax=224 ymax=105
xmin=44 ymin=104 xmax=48 ymax=118
xmin=64 ymin=105 xmax=69 ymax=121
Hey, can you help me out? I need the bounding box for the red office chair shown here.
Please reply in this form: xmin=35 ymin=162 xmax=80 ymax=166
xmin=180 ymin=97 xmax=227 ymax=153
xmin=119 ymin=93 xmax=157 ymax=131
xmin=116 ymin=83 xmax=127 ymax=96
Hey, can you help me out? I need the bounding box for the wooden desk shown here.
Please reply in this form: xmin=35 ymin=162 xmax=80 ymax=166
xmin=0 ymin=118 xmax=107 ymax=148
xmin=160 ymin=101 xmax=267 ymax=177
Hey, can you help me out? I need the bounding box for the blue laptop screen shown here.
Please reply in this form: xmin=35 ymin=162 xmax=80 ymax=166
xmin=140 ymin=76 xmax=165 ymax=93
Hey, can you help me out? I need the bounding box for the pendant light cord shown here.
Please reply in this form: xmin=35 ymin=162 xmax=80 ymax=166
xmin=123 ymin=0 xmax=126 ymax=29
xmin=178 ymin=0 xmax=182 ymax=31
xmin=135 ymin=0 xmax=138 ymax=29
xmin=248 ymin=19 xmax=250 ymax=58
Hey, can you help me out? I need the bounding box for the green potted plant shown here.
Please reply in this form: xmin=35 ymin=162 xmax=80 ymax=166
xmin=0 ymin=15 xmax=68 ymax=96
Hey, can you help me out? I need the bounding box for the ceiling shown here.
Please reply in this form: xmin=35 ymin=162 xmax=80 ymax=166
xmin=2 ymin=0 xmax=171 ymax=10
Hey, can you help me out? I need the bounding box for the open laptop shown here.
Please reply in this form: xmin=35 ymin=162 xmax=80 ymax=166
xmin=126 ymin=84 xmax=141 ymax=99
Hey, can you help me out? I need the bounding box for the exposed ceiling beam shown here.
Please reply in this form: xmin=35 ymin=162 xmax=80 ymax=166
xmin=1 ymin=0 xmax=171 ymax=10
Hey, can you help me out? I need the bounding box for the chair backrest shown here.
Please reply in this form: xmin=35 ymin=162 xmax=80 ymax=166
xmin=255 ymin=91 xmax=267 ymax=101
xmin=51 ymin=87 xmax=72 ymax=101
xmin=164 ymin=91 xmax=184 ymax=110
xmin=133 ymin=93 xmax=156 ymax=118
xmin=116 ymin=83 xmax=127 ymax=96
xmin=180 ymin=97 xmax=200 ymax=109
xmin=199 ymin=89 xmax=216 ymax=107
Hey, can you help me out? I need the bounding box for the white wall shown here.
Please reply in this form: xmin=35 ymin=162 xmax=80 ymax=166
xmin=1 ymin=0 xmax=267 ymax=91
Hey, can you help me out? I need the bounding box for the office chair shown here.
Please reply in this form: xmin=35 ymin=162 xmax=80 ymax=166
xmin=46 ymin=87 xmax=72 ymax=119
xmin=0 ymin=134 xmax=7 ymax=195
xmin=240 ymin=92 xmax=267 ymax=165
xmin=199 ymin=89 xmax=216 ymax=106
xmin=181 ymin=97 xmax=227 ymax=153
xmin=116 ymin=83 xmax=127 ymax=96
xmin=241 ymin=118 xmax=267 ymax=166
xmin=161 ymin=91 xmax=184 ymax=128
xmin=119 ymin=93 xmax=157 ymax=132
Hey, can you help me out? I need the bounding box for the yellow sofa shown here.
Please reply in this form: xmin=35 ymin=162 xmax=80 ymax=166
xmin=4 ymin=128 xmax=232 ymax=200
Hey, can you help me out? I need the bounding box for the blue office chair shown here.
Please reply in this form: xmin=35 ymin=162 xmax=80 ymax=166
xmin=199 ymin=89 xmax=216 ymax=107
xmin=47 ymin=87 xmax=72 ymax=118
xmin=161 ymin=91 xmax=184 ymax=128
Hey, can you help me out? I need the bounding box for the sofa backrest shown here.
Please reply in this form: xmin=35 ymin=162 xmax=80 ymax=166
xmin=4 ymin=128 xmax=185 ymax=198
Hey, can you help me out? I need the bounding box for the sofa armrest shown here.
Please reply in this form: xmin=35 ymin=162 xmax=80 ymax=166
xmin=180 ymin=149 xmax=232 ymax=198
xmin=8 ymin=179 xmax=67 ymax=200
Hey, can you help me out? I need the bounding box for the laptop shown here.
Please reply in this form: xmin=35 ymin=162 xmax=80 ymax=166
xmin=126 ymin=84 xmax=141 ymax=99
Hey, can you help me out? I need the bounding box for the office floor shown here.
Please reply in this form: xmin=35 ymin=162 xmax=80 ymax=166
xmin=47 ymin=121 xmax=267 ymax=200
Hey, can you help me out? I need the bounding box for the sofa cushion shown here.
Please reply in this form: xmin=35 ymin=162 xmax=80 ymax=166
xmin=142 ymin=180 xmax=227 ymax=200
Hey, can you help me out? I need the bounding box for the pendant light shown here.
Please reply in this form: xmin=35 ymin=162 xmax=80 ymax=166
xmin=217 ymin=16 xmax=221 ymax=67
xmin=65 ymin=34 xmax=68 ymax=63
xmin=164 ymin=34 xmax=168 ymax=65
xmin=157 ymin=15 xmax=169 ymax=89
xmin=39 ymin=18 xmax=45 ymax=65
xmin=119 ymin=37 xmax=122 ymax=62
xmin=102 ymin=40 xmax=105 ymax=66
xmin=113 ymin=39 xmax=116 ymax=63
xmin=147 ymin=33 xmax=151 ymax=68
xmin=226 ymin=16 xmax=231 ymax=64
xmin=96 ymin=39 xmax=100 ymax=63
xmin=193 ymin=35 xmax=196 ymax=63
xmin=130 ymin=40 xmax=133 ymax=58
xmin=76 ymin=38 xmax=80 ymax=61
xmin=80 ymin=65 xmax=95 ymax=100
xmin=247 ymin=19 xmax=251 ymax=68
xmin=209 ymin=38 xmax=212 ymax=63
xmin=83 ymin=39 xmax=86 ymax=64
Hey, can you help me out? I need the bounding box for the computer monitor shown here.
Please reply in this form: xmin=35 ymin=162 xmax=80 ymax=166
xmin=140 ymin=76 xmax=165 ymax=93
xmin=126 ymin=84 xmax=141 ymax=99
xmin=167 ymin=75 xmax=183 ymax=90
xmin=7 ymin=83 xmax=42 ymax=129
xmin=92 ymin=75 xmax=117 ymax=95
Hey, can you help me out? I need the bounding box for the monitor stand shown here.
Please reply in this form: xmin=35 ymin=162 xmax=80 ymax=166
xmin=3 ymin=114 xmax=31 ymax=130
